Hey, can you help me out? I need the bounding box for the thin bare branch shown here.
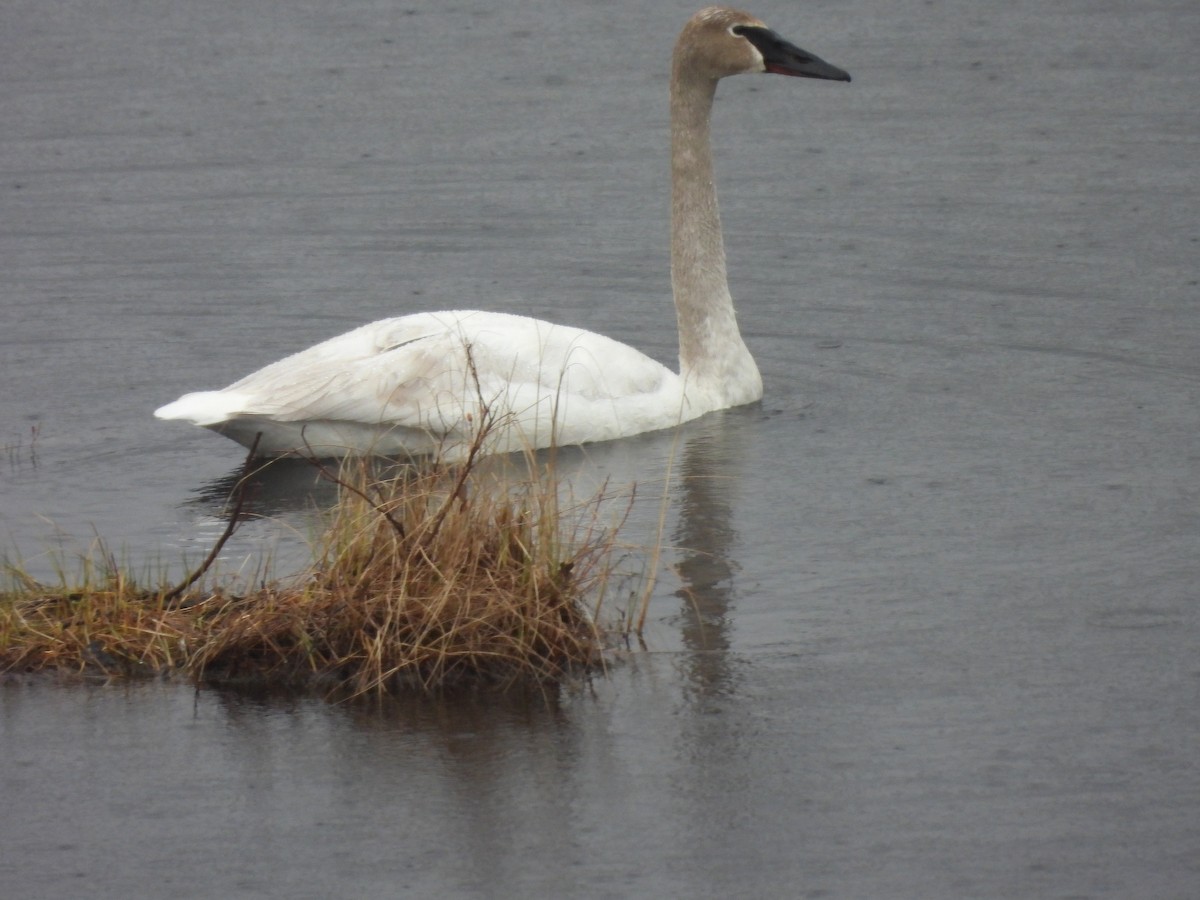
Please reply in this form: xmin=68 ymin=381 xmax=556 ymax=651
xmin=162 ymin=433 xmax=261 ymax=604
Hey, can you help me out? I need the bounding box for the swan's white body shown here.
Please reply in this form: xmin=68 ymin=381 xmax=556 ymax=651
xmin=156 ymin=310 xmax=697 ymax=457
xmin=156 ymin=7 xmax=849 ymax=458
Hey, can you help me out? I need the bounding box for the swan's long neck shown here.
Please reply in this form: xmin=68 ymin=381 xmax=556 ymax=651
xmin=669 ymin=60 xmax=762 ymax=408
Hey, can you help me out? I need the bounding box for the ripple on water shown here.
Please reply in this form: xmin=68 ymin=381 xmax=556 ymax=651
xmin=1087 ymin=607 xmax=1181 ymax=630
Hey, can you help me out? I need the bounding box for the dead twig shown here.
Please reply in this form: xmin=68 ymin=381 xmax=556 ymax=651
xmin=162 ymin=433 xmax=261 ymax=604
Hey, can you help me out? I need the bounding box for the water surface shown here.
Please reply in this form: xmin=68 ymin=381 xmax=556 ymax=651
xmin=2 ymin=0 xmax=1198 ymax=896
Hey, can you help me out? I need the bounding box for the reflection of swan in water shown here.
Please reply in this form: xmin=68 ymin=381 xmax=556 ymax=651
xmin=669 ymin=409 xmax=753 ymax=698
xmin=185 ymin=456 xmax=342 ymax=519
xmin=155 ymin=7 xmax=849 ymax=458
xmin=183 ymin=434 xmax=674 ymax=521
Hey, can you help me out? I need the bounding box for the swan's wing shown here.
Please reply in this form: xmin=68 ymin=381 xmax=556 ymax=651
xmin=220 ymin=312 xmax=489 ymax=429
xmin=164 ymin=310 xmax=678 ymax=445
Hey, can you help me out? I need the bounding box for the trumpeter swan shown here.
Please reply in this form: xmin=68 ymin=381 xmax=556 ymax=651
xmin=155 ymin=7 xmax=850 ymax=457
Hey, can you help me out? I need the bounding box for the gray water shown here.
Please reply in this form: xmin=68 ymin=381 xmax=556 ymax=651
xmin=2 ymin=0 xmax=1199 ymax=896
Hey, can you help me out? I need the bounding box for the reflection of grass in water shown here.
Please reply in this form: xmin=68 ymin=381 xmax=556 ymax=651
xmin=1 ymin=433 xmax=645 ymax=697
xmin=3 ymin=423 xmax=40 ymax=468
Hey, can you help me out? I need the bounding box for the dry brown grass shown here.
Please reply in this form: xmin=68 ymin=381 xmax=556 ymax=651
xmin=1 ymin=447 xmax=637 ymax=697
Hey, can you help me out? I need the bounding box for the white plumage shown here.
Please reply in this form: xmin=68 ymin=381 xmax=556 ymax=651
xmin=156 ymin=310 xmax=690 ymax=457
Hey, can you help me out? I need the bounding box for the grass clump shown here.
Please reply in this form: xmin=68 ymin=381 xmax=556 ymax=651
xmin=1 ymin=445 xmax=636 ymax=697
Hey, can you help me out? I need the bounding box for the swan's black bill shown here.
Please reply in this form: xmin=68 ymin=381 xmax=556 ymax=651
xmin=734 ymin=25 xmax=851 ymax=82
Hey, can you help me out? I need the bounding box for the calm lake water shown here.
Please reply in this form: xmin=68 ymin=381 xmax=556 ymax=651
xmin=2 ymin=0 xmax=1198 ymax=896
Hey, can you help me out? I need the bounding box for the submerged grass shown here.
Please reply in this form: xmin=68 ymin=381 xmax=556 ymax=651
xmin=1 ymin=439 xmax=641 ymax=697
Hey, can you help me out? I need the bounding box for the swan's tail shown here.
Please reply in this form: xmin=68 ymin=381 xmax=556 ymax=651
xmin=154 ymin=391 xmax=253 ymax=426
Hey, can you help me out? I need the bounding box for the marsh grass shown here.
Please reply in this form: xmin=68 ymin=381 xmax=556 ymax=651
xmin=1 ymin=442 xmax=641 ymax=697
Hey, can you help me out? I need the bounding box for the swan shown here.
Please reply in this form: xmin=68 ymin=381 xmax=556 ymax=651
xmin=155 ymin=7 xmax=850 ymax=458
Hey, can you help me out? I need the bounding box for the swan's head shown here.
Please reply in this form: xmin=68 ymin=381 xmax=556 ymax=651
xmin=677 ymin=6 xmax=851 ymax=83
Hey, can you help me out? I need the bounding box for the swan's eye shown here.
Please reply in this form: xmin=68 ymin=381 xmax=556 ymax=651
xmin=730 ymin=24 xmax=749 ymax=38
